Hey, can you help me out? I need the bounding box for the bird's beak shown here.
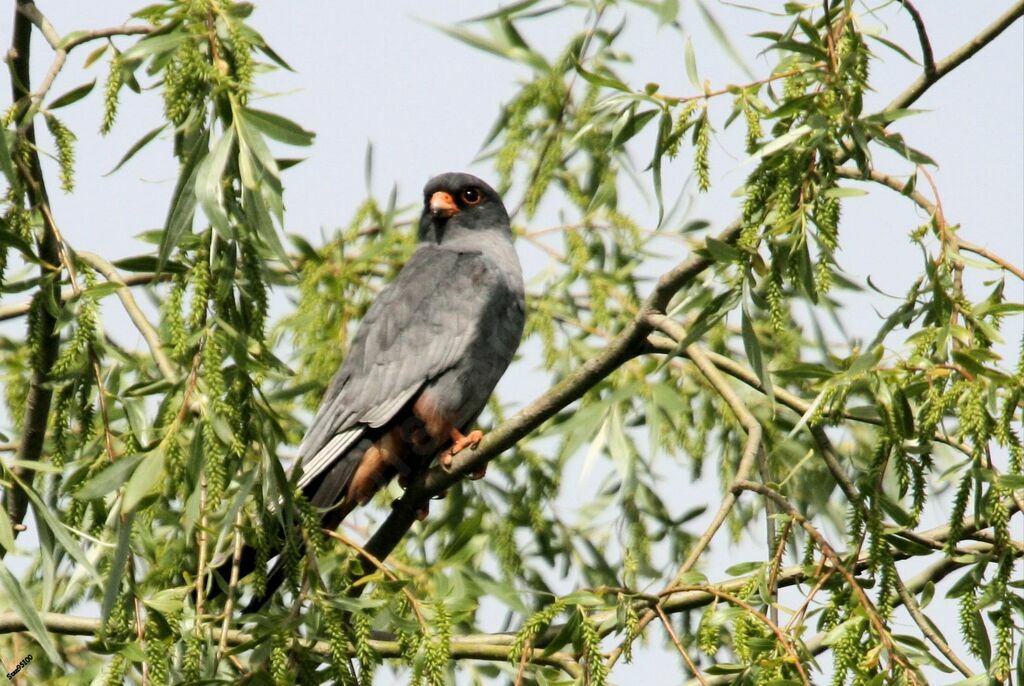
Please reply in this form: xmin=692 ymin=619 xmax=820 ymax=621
xmin=429 ymin=191 xmax=459 ymax=219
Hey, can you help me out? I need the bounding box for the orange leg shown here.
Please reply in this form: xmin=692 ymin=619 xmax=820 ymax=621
xmin=440 ymin=427 xmax=484 ymax=469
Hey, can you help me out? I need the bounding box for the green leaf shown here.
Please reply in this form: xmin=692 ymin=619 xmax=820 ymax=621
xmin=612 ymin=108 xmax=658 ymax=147
xmin=703 ymin=236 xmax=741 ymax=263
xmin=80 ymin=281 xmax=123 ymax=300
xmin=0 ymin=219 xmax=37 ymax=261
xmin=0 ymin=564 xmax=61 ymax=662
xmin=76 ymin=453 xmax=146 ymax=500
xmin=741 ymin=298 xmax=773 ymax=404
xmin=119 ymin=32 xmax=188 ymax=64
xmin=747 ymin=124 xmax=812 ymax=162
xmin=122 ymin=451 xmax=167 ymax=513
xmin=863 ymin=32 xmax=920 ymax=65
xmin=848 ymin=345 xmax=883 ymax=374
xmin=240 ymin=107 xmax=315 ymax=146
xmin=684 ymin=37 xmax=700 ymax=90
xmin=101 ymin=513 xmax=133 ymax=625
xmin=105 ymin=123 xmax=167 ymax=175
xmin=574 ymin=62 xmax=631 ymax=93
xmin=159 ymin=129 xmax=209 ymax=270
xmin=113 ymin=254 xmax=187 ymax=274
xmin=823 ymin=187 xmax=868 ymax=198
xmin=194 ymin=127 xmax=236 ymax=238
xmin=0 ymin=509 xmax=15 ymax=554
xmin=0 ymin=129 xmax=18 ymax=189
xmin=697 ymin=1 xmax=754 ymax=79
xmin=724 ymin=561 xmax=763 ymax=576
xmin=464 ymin=0 xmax=543 ymax=22
xmin=7 ymin=469 xmax=99 ymax=582
xmin=48 ymin=80 xmax=95 ymax=109
xmin=143 ymin=587 xmax=189 ymax=614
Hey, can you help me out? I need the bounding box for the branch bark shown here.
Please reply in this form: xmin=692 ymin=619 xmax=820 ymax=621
xmin=2 ymin=0 xmax=62 ymax=552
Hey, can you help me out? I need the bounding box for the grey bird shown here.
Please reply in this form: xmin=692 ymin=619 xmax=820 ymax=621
xmin=295 ymin=171 xmax=525 ymax=529
xmin=210 ymin=174 xmax=522 ymax=607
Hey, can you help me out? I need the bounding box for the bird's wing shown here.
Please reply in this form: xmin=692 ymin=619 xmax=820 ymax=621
xmin=295 ymin=245 xmax=508 ymax=489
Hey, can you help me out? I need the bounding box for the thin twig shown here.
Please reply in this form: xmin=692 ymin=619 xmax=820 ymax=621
xmin=654 ymin=604 xmax=709 ymax=686
xmin=734 ymin=480 xmax=922 ymax=683
xmin=661 ymin=585 xmax=811 ymax=686
xmin=218 ymin=510 xmax=245 ymax=656
xmin=884 ymin=1 xmax=1024 ymax=116
xmin=608 ymin=313 xmax=765 ymax=669
xmin=78 ymin=251 xmax=178 ymax=381
xmin=897 ymin=0 xmax=936 ymax=77
xmin=892 ymin=570 xmax=974 ymax=678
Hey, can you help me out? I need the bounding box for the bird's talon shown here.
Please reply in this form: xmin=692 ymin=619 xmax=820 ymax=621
xmin=468 ymin=464 xmax=487 ymax=480
xmin=414 ymin=505 xmax=429 ymax=521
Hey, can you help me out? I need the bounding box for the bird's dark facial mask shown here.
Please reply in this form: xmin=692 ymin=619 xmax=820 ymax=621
xmin=419 ymin=173 xmax=509 ymax=244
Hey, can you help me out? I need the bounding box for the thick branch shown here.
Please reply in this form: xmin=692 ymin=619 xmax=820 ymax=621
xmin=361 ymin=222 xmax=742 ymax=565
xmin=2 ymin=0 xmax=62 ymax=552
xmin=0 ymin=612 xmax=581 ymax=676
xmin=884 ymin=1 xmax=1024 ymax=114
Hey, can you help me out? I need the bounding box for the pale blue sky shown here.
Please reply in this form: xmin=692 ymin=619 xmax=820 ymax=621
xmin=2 ymin=2 xmax=1021 ymax=683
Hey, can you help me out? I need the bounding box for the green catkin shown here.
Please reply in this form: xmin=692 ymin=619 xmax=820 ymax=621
xmin=45 ymin=115 xmax=76 ymax=193
xmin=251 ymin=514 xmax=268 ymax=598
xmin=219 ymin=3 xmax=254 ymax=97
xmin=166 ymin=276 xmax=189 ymax=360
xmin=189 ymin=244 xmax=211 ymax=329
xmin=294 ymin=488 xmax=326 ymax=556
xmin=666 ymin=100 xmax=697 ymax=158
xmin=742 ymin=96 xmax=762 ymax=153
xmin=422 ymin=600 xmax=452 ymax=686
xmin=51 ymin=383 xmax=75 ymax=467
xmin=958 ymin=587 xmax=983 ymax=659
xmin=697 ymin=606 xmax=720 ymax=655
xmin=163 ymin=42 xmax=210 ymax=126
xmin=693 ymin=111 xmax=711 ymax=192
xmin=323 ymin=608 xmax=358 ymax=685
xmin=509 ymin=598 xmax=569 ymax=666
xmin=579 ymin=608 xmax=609 ymax=686
xmin=830 ymin=620 xmax=862 ymax=686
xmin=620 ymin=594 xmax=640 ymax=663
xmin=101 ymin=53 xmax=122 ymax=134
xmin=765 ymin=263 xmax=786 ymax=332
xmin=103 ymin=653 xmax=129 ymax=686
xmin=351 ymin=610 xmax=377 ymax=686
xmin=270 ymin=632 xmax=292 ymax=686
xmin=144 ymin=616 xmax=171 ymax=686
xmin=945 ymin=473 xmax=973 ymax=555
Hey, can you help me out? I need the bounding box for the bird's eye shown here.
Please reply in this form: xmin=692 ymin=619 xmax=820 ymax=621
xmin=461 ymin=188 xmax=482 ymax=205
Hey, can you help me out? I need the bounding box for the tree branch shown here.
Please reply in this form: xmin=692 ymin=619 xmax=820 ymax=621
xmin=77 ymin=252 xmax=177 ymax=382
xmin=897 ymin=0 xmax=935 ymax=78
xmin=2 ymin=0 xmax=62 ymax=553
xmin=0 ymin=612 xmax=582 ymax=677
xmin=884 ymin=1 xmax=1024 ymax=115
xmin=605 ymin=314 xmax=765 ymax=668
xmin=361 ymin=221 xmax=742 ymax=567
xmin=834 ymin=166 xmax=1024 ymax=280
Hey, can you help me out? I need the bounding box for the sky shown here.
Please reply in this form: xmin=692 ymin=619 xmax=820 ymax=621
xmin=1 ymin=1 xmax=1022 ymax=683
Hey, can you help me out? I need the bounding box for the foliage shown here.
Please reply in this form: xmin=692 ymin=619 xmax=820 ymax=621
xmin=0 ymin=1 xmax=1021 ymax=685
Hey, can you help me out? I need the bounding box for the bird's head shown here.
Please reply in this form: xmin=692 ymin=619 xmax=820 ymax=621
xmin=418 ymin=172 xmax=510 ymax=244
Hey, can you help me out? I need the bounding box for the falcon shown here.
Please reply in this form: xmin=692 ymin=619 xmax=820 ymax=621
xmin=295 ymin=171 xmax=525 ymax=529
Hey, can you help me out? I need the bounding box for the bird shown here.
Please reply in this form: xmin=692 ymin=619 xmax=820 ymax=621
xmin=210 ymin=172 xmax=524 ymax=605
xmin=295 ymin=171 xmax=525 ymax=528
